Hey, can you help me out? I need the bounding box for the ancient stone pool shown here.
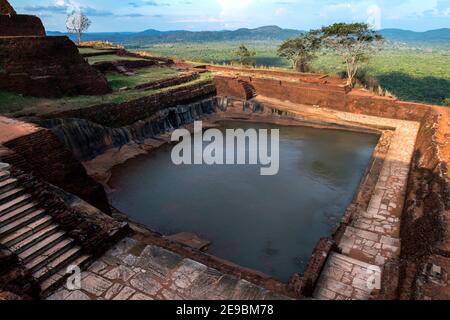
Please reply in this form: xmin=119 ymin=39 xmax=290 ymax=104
xmin=109 ymin=122 xmax=379 ymax=281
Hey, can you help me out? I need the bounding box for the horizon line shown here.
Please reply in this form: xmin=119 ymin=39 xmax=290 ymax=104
xmin=46 ymin=26 xmax=450 ymax=34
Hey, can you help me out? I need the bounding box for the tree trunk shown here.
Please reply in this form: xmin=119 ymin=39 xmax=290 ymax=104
xmin=346 ymin=62 xmax=355 ymax=87
xmin=294 ymin=57 xmax=307 ymax=73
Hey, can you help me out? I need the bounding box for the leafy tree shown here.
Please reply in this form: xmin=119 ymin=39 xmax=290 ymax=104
xmin=319 ymin=23 xmax=383 ymax=86
xmin=277 ymin=31 xmax=321 ymax=72
xmin=444 ymin=98 xmax=450 ymax=106
xmin=66 ymin=11 xmax=91 ymax=45
xmin=235 ymin=44 xmax=256 ymax=66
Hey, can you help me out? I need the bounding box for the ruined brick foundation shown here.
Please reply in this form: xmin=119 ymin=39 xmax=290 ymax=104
xmin=0 ymin=0 xmax=110 ymax=97
xmin=0 ymin=37 xmax=111 ymax=97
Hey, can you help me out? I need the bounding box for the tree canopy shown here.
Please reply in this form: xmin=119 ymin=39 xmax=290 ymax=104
xmin=277 ymin=23 xmax=383 ymax=87
xmin=235 ymin=44 xmax=256 ymax=66
xmin=277 ymin=31 xmax=321 ymax=72
xmin=319 ymin=23 xmax=384 ymax=86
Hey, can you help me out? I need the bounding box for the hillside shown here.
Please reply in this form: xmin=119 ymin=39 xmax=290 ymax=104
xmin=48 ymin=26 xmax=450 ymax=47
xmin=380 ymin=28 xmax=450 ymax=45
xmin=48 ymin=26 xmax=303 ymax=45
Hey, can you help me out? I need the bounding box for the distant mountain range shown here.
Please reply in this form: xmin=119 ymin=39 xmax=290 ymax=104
xmin=380 ymin=28 xmax=450 ymax=44
xmin=47 ymin=26 xmax=450 ymax=47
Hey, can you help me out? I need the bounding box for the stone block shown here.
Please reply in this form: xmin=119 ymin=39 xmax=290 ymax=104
xmin=81 ymin=274 xmax=112 ymax=297
xmin=170 ymin=259 xmax=207 ymax=289
xmin=130 ymin=272 xmax=162 ymax=296
xmin=135 ymin=245 xmax=182 ymax=278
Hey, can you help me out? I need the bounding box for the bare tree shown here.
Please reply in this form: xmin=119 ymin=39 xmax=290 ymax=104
xmin=66 ymin=11 xmax=91 ymax=45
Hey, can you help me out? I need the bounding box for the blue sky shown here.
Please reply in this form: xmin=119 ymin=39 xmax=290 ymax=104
xmin=10 ymin=0 xmax=450 ymax=32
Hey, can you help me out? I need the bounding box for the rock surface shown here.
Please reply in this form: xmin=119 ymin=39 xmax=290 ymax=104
xmin=47 ymin=237 xmax=290 ymax=300
xmin=166 ymin=232 xmax=211 ymax=251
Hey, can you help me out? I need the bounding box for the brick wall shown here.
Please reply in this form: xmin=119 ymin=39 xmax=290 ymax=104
xmin=214 ymin=76 xmax=249 ymax=100
xmin=0 ymin=0 xmax=15 ymax=15
xmin=0 ymin=15 xmax=45 ymax=37
xmin=0 ymin=129 xmax=111 ymax=214
xmin=398 ymin=109 xmax=450 ymax=299
xmin=0 ymin=36 xmax=111 ymax=97
xmin=203 ymin=64 xmax=347 ymax=87
xmin=214 ymin=74 xmax=446 ymax=123
xmin=43 ymin=81 xmax=217 ymax=127
xmin=214 ymin=76 xmax=348 ymax=108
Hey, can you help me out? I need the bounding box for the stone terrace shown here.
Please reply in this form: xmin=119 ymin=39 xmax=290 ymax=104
xmin=48 ymin=237 xmax=289 ymax=300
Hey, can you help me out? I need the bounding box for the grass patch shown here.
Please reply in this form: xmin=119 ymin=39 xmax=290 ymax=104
xmin=0 ymin=73 xmax=213 ymax=118
xmin=139 ymin=41 xmax=286 ymax=67
xmin=78 ymin=48 xmax=114 ymax=55
xmin=107 ymin=67 xmax=181 ymax=90
xmin=86 ymin=54 xmax=145 ymax=64
xmin=444 ymin=98 xmax=450 ymax=106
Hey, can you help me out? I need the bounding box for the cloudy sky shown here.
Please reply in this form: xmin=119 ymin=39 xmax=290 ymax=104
xmin=10 ymin=0 xmax=450 ymax=32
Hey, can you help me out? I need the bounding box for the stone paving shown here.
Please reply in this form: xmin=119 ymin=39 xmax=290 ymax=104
xmin=47 ymin=237 xmax=289 ymax=300
xmin=313 ymin=253 xmax=381 ymax=300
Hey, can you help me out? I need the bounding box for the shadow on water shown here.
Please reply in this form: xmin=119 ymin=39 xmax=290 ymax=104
xmin=377 ymin=72 xmax=450 ymax=105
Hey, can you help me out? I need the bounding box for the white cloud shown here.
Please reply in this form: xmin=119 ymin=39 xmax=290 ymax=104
xmin=367 ymin=4 xmax=382 ymax=30
xmin=275 ymin=7 xmax=287 ymax=16
xmin=217 ymin=0 xmax=253 ymax=19
xmin=55 ymin=0 xmax=80 ymax=13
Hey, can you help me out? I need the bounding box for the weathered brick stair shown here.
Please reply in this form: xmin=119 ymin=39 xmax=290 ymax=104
xmin=0 ymin=164 xmax=91 ymax=295
xmin=238 ymin=80 xmax=257 ymax=99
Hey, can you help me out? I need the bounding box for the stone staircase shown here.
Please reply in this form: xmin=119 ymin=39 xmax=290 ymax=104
xmin=312 ymin=118 xmax=420 ymax=300
xmin=0 ymin=163 xmax=91 ymax=295
xmin=238 ymin=80 xmax=257 ymax=99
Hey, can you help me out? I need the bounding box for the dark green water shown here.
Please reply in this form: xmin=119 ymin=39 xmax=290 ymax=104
xmin=109 ymin=122 xmax=378 ymax=282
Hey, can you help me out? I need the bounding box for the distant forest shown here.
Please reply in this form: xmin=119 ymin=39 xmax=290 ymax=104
xmin=49 ymin=26 xmax=450 ymax=48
